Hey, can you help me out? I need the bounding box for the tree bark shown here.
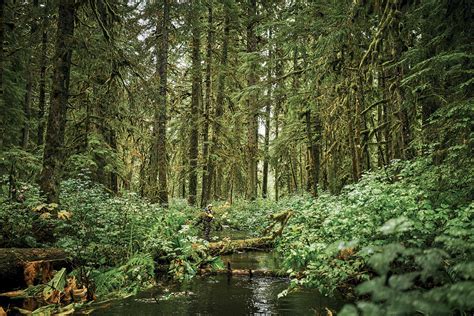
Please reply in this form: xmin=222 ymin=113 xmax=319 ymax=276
xmin=148 ymin=0 xmax=170 ymax=205
xmin=187 ymin=1 xmax=202 ymax=206
xmin=262 ymin=30 xmax=272 ymax=199
xmin=200 ymin=6 xmax=212 ymax=208
xmin=37 ymin=4 xmax=48 ymax=146
xmin=39 ymin=0 xmax=75 ymax=203
xmin=21 ymin=1 xmax=40 ymax=149
xmin=274 ymin=48 xmax=283 ymax=201
xmin=0 ymin=0 xmax=5 ymax=148
xmin=206 ymin=7 xmax=229 ymax=204
xmin=246 ymin=0 xmax=258 ymax=200
xmin=305 ymin=110 xmax=320 ymax=196
xmin=21 ymin=71 xmax=32 ymax=149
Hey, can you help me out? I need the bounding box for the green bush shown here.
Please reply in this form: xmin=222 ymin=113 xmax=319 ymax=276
xmin=273 ymin=154 xmax=473 ymax=307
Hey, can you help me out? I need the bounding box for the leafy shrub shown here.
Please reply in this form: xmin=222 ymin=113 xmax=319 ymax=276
xmin=273 ymin=155 xmax=473 ymax=299
xmin=340 ymin=204 xmax=474 ymax=315
xmin=0 ymin=182 xmax=45 ymax=247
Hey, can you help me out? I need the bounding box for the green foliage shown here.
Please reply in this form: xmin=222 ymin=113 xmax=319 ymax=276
xmin=223 ymin=198 xmax=281 ymax=234
xmin=271 ymin=154 xmax=473 ymax=308
xmin=0 ymin=148 xmax=42 ymax=180
xmin=0 ymin=176 xmax=222 ymax=298
xmin=340 ymin=205 xmax=474 ymax=315
xmin=92 ymin=253 xmax=156 ymax=297
xmin=0 ymin=182 xmax=44 ymax=247
xmin=144 ymin=205 xmax=223 ymax=280
xmin=53 ymin=177 xmax=222 ymax=289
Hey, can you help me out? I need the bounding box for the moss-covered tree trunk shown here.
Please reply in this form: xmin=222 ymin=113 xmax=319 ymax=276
xmin=0 ymin=0 xmax=4 ymax=148
xmin=37 ymin=0 xmax=49 ymax=146
xmin=206 ymin=7 xmax=229 ymax=204
xmin=200 ymin=6 xmax=213 ymax=208
xmin=246 ymin=0 xmax=258 ymax=200
xmin=262 ymin=29 xmax=272 ymax=199
xmin=148 ymin=0 xmax=170 ymax=205
xmin=39 ymin=0 xmax=75 ymax=203
xmin=187 ymin=1 xmax=202 ymax=206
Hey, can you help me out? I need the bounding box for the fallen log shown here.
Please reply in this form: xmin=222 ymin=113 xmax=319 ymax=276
xmin=199 ymin=267 xmax=288 ymax=278
xmin=206 ymin=236 xmax=274 ymax=255
xmin=205 ymin=210 xmax=293 ymax=255
xmin=0 ymin=248 xmax=70 ymax=292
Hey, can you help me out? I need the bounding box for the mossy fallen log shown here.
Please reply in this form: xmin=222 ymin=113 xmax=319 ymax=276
xmin=205 ymin=210 xmax=293 ymax=255
xmin=0 ymin=248 xmax=70 ymax=291
xmin=206 ymin=236 xmax=274 ymax=255
xmin=199 ymin=267 xmax=288 ymax=278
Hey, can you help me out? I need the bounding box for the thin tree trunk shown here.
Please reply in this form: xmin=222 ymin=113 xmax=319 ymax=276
xmin=274 ymin=48 xmax=283 ymax=201
xmin=0 ymin=0 xmax=5 ymax=148
xmin=21 ymin=0 xmax=40 ymax=149
xmin=246 ymin=0 xmax=258 ymax=200
xmin=262 ymin=94 xmax=271 ymax=198
xmin=200 ymin=6 xmax=213 ymax=207
xmin=305 ymin=110 xmax=320 ymax=196
xmin=156 ymin=0 xmax=170 ymax=206
xmin=187 ymin=2 xmax=202 ymax=206
xmin=21 ymin=71 xmax=32 ymax=148
xmin=39 ymin=0 xmax=75 ymax=203
xmin=37 ymin=3 xmax=48 ymax=146
xmin=262 ymin=29 xmax=272 ymax=199
xmin=109 ymin=130 xmax=118 ymax=193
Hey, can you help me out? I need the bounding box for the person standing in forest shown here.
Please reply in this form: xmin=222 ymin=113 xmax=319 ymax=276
xmin=203 ymin=204 xmax=214 ymax=241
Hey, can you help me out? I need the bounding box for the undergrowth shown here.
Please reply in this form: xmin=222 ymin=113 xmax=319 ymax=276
xmin=0 ymin=175 xmax=222 ymax=300
xmin=223 ymin=152 xmax=473 ymax=315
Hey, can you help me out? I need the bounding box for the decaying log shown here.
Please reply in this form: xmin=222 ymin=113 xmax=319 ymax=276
xmin=207 ymin=236 xmax=274 ymax=255
xmin=205 ymin=210 xmax=293 ymax=255
xmin=0 ymin=248 xmax=70 ymax=291
xmin=199 ymin=267 xmax=288 ymax=278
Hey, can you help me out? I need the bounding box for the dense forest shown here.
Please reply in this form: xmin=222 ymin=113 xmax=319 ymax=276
xmin=0 ymin=0 xmax=472 ymax=315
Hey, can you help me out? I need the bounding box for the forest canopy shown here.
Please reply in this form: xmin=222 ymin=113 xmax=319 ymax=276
xmin=0 ymin=0 xmax=472 ymax=205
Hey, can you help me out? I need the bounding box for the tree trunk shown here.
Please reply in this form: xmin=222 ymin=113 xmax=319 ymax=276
xmin=262 ymin=101 xmax=271 ymax=199
xmin=0 ymin=0 xmax=5 ymax=148
xmin=206 ymin=7 xmax=229 ymax=204
xmin=187 ymin=2 xmax=202 ymax=206
xmin=246 ymin=0 xmax=258 ymax=200
xmin=37 ymin=4 xmax=48 ymax=146
xmin=200 ymin=6 xmax=213 ymax=208
xmin=39 ymin=0 xmax=75 ymax=203
xmin=21 ymin=1 xmax=40 ymax=149
xmin=109 ymin=130 xmax=118 ymax=193
xmin=274 ymin=48 xmax=283 ymax=201
xmin=148 ymin=0 xmax=170 ymax=205
xmin=21 ymin=71 xmax=32 ymax=149
xmin=305 ymin=110 xmax=320 ymax=196
xmin=262 ymin=30 xmax=272 ymax=199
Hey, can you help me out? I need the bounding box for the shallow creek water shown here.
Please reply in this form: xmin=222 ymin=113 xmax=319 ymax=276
xmin=92 ymin=250 xmax=347 ymax=315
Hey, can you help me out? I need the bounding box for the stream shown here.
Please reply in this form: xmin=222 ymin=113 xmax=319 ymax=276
xmin=0 ymin=230 xmax=348 ymax=315
xmin=92 ymin=250 xmax=347 ymax=315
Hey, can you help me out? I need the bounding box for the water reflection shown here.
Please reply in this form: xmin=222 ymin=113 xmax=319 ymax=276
xmin=93 ymin=274 xmax=345 ymax=315
xmin=92 ymin=251 xmax=346 ymax=315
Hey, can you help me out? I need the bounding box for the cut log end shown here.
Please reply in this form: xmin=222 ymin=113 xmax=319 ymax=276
xmin=0 ymin=248 xmax=70 ymax=292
